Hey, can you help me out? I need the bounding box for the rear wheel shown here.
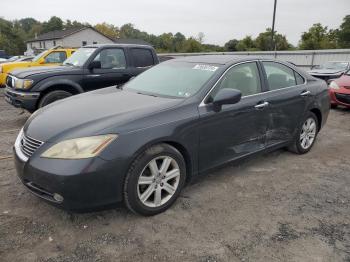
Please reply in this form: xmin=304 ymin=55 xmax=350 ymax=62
xmin=288 ymin=112 xmax=318 ymax=154
xmin=38 ymin=90 xmax=72 ymax=108
xmin=124 ymin=144 xmax=186 ymax=216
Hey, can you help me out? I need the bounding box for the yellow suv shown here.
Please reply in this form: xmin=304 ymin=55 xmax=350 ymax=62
xmin=0 ymin=47 xmax=76 ymax=87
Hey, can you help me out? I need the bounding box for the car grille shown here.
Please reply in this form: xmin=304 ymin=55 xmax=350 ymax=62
xmin=6 ymin=75 xmax=14 ymax=88
xmin=20 ymin=133 xmax=44 ymax=158
xmin=335 ymin=93 xmax=350 ymax=105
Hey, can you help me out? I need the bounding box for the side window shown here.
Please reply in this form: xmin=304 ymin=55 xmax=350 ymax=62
xmin=44 ymin=51 xmax=67 ymax=63
xmin=295 ymin=72 xmax=305 ymax=85
xmin=93 ymin=48 xmax=126 ymax=69
xmin=213 ymin=62 xmax=261 ymax=97
xmin=263 ymin=62 xmax=298 ymax=90
xmin=131 ymin=48 xmax=154 ymax=68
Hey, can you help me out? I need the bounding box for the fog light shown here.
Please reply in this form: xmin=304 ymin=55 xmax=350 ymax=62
xmin=53 ymin=193 xmax=64 ymax=203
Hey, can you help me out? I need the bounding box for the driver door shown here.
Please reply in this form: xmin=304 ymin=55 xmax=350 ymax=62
xmin=198 ymin=61 xmax=270 ymax=172
xmin=83 ymin=48 xmax=131 ymax=91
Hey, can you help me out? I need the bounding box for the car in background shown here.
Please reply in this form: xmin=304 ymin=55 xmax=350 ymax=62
xmin=0 ymin=56 xmax=34 ymax=64
xmin=308 ymin=61 xmax=350 ymax=83
xmin=5 ymin=44 xmax=159 ymax=112
xmin=0 ymin=47 xmax=75 ymax=87
xmin=13 ymin=56 xmax=329 ymax=215
xmin=328 ymin=70 xmax=350 ymax=108
xmin=0 ymin=50 xmax=11 ymax=59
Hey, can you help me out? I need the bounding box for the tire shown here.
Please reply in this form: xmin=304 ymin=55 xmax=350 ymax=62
xmin=288 ymin=112 xmax=319 ymax=154
xmin=38 ymin=90 xmax=73 ymax=108
xmin=124 ymin=143 xmax=186 ymax=216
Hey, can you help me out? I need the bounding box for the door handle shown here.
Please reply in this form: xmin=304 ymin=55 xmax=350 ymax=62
xmin=300 ymin=90 xmax=311 ymax=97
xmin=254 ymin=101 xmax=269 ymax=109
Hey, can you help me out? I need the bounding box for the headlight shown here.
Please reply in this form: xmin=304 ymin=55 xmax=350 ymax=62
xmin=41 ymin=134 xmax=118 ymax=159
xmin=14 ymin=79 xmax=33 ymax=89
xmin=329 ymin=81 xmax=340 ymax=89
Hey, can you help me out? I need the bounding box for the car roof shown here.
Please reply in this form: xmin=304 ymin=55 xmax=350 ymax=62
xmin=49 ymin=48 xmax=76 ymax=51
xmin=170 ymin=55 xmax=263 ymax=65
xmin=83 ymin=43 xmax=153 ymax=49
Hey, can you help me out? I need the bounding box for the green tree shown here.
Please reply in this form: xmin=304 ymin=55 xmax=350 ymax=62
xmin=42 ymin=16 xmax=63 ymax=33
xmin=236 ymin=36 xmax=256 ymax=51
xmin=94 ymin=23 xmax=119 ymax=39
xmin=224 ymin=39 xmax=239 ymax=51
xmin=0 ymin=18 xmax=25 ymax=55
xmin=182 ymin=37 xmax=203 ymax=52
xmin=173 ymin=32 xmax=186 ymax=52
xmin=255 ymin=28 xmax=291 ymax=50
xmin=338 ymin=15 xmax=350 ymax=48
xmin=18 ymin=18 xmax=39 ymax=33
xmin=299 ymin=23 xmax=337 ymax=50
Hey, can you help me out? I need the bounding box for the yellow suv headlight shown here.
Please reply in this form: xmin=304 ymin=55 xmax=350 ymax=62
xmin=41 ymin=134 xmax=118 ymax=159
xmin=14 ymin=79 xmax=33 ymax=89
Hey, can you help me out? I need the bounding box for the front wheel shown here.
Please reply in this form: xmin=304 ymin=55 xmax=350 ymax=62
xmin=288 ymin=112 xmax=318 ymax=154
xmin=38 ymin=90 xmax=73 ymax=108
xmin=124 ymin=144 xmax=186 ymax=216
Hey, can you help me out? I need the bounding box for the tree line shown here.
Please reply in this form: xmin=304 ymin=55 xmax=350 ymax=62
xmin=0 ymin=15 xmax=349 ymax=55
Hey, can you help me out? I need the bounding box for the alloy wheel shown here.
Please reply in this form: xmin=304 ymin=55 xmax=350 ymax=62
xmin=300 ymin=117 xmax=317 ymax=150
xmin=137 ymin=156 xmax=180 ymax=208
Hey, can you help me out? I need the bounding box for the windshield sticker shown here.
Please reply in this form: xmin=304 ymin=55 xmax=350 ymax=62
xmin=178 ymin=91 xmax=191 ymax=97
xmin=193 ymin=64 xmax=218 ymax=72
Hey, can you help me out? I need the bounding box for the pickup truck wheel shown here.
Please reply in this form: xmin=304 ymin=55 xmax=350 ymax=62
xmin=38 ymin=90 xmax=72 ymax=108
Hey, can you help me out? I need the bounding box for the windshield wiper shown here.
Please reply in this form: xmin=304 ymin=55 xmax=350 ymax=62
xmin=64 ymin=62 xmax=75 ymax=66
xmin=137 ymin=91 xmax=158 ymax=97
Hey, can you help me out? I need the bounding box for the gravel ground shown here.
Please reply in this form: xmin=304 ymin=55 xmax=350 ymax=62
xmin=0 ymin=89 xmax=349 ymax=262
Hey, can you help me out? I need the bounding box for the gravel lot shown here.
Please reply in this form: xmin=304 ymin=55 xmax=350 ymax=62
xmin=0 ymin=89 xmax=349 ymax=262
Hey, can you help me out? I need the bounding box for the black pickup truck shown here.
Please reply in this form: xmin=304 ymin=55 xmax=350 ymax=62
xmin=5 ymin=44 xmax=159 ymax=112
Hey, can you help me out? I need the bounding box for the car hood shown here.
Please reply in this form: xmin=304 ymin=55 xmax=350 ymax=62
xmin=1 ymin=61 xmax=31 ymax=69
xmin=10 ymin=65 xmax=73 ymax=78
xmin=308 ymin=68 xmax=344 ymax=75
xmin=24 ymin=87 xmax=183 ymax=142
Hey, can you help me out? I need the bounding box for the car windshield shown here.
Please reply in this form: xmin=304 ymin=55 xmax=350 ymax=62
xmin=125 ymin=62 xmax=220 ymax=98
xmin=32 ymin=51 xmax=47 ymax=62
xmin=318 ymin=62 xmax=349 ymax=70
xmin=63 ymin=48 xmax=96 ymax=66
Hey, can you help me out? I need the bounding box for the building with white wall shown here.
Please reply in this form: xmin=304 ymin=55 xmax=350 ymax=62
xmin=25 ymin=27 xmax=114 ymax=55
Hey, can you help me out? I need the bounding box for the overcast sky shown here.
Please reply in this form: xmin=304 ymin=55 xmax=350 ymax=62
xmin=1 ymin=0 xmax=349 ymax=46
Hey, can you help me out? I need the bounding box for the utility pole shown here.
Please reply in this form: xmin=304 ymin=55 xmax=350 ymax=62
xmin=271 ymin=0 xmax=277 ymax=51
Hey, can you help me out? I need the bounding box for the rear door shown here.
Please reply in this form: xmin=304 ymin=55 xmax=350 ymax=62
xmin=83 ymin=47 xmax=132 ymax=91
xmin=129 ymin=48 xmax=156 ymax=76
xmin=261 ymin=61 xmax=309 ymax=146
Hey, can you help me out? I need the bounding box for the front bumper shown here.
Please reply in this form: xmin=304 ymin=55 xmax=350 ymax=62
xmin=4 ymin=87 xmax=40 ymax=112
xmin=329 ymin=88 xmax=350 ymax=107
xmin=14 ymin=146 xmax=128 ymax=211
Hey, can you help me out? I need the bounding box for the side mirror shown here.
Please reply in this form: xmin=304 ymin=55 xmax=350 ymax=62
xmin=88 ymin=60 xmax=101 ymax=70
xmin=212 ymin=88 xmax=242 ymax=112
